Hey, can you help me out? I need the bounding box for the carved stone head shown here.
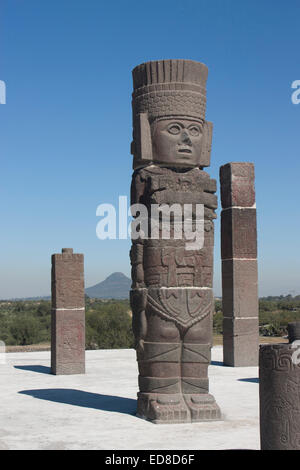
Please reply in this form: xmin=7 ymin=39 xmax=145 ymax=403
xmin=131 ymin=60 xmax=213 ymax=169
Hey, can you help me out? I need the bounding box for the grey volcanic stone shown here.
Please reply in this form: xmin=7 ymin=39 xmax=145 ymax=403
xmin=221 ymin=208 xmax=257 ymax=259
xmin=288 ymin=322 xmax=300 ymax=343
xmin=130 ymin=59 xmax=221 ymax=423
xmin=259 ymin=338 xmax=300 ymax=450
xmin=220 ymin=163 xmax=259 ymax=367
xmin=220 ymin=162 xmax=255 ymax=209
xmin=51 ymin=248 xmax=85 ymax=375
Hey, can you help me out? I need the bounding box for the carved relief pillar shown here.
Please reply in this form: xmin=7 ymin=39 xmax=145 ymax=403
xmin=259 ymin=323 xmax=300 ymax=450
xmin=51 ymin=248 xmax=85 ymax=375
xmin=220 ymin=162 xmax=259 ymax=366
xmin=130 ymin=60 xmax=221 ymax=423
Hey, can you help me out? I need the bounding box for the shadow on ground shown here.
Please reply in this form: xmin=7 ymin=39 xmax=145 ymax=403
xmin=210 ymin=360 xmax=224 ymax=366
xmin=18 ymin=388 xmax=137 ymax=415
xmin=238 ymin=378 xmax=259 ymax=383
xmin=14 ymin=365 xmax=51 ymax=374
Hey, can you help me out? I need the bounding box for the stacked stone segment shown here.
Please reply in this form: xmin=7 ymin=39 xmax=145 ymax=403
xmin=51 ymin=248 xmax=85 ymax=375
xmin=220 ymin=162 xmax=259 ymax=366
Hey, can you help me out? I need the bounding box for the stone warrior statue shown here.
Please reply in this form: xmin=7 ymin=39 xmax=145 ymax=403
xmin=130 ymin=59 xmax=221 ymax=423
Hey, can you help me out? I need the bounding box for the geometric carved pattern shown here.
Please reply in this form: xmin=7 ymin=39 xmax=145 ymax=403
xmin=147 ymin=288 xmax=212 ymax=329
xmin=134 ymin=91 xmax=206 ymax=122
xmin=259 ymin=344 xmax=300 ymax=450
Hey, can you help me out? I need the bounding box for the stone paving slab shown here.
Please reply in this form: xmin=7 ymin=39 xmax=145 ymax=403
xmin=0 ymin=346 xmax=260 ymax=450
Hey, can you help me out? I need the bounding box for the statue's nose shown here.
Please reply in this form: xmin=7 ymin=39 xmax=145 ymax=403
xmin=180 ymin=131 xmax=192 ymax=145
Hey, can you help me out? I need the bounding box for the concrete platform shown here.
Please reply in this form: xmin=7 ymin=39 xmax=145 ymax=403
xmin=0 ymin=346 xmax=260 ymax=450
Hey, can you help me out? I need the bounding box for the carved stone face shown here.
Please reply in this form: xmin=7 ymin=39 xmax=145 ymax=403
xmin=151 ymin=118 xmax=204 ymax=167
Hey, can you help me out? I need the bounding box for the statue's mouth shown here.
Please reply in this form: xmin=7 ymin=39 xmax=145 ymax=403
xmin=178 ymin=147 xmax=192 ymax=154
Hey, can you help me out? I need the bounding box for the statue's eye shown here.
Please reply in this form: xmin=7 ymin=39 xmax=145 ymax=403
xmin=188 ymin=125 xmax=201 ymax=136
xmin=167 ymin=124 xmax=181 ymax=135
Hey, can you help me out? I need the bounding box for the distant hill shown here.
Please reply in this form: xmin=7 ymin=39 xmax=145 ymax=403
xmin=85 ymin=272 xmax=131 ymax=299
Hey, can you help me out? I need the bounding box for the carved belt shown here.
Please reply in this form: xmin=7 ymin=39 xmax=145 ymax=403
xmin=147 ymin=287 xmax=212 ymax=329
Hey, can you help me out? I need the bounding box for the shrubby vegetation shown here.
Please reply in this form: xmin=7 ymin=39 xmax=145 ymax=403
xmin=0 ymin=300 xmax=51 ymax=345
xmin=85 ymin=298 xmax=134 ymax=349
xmin=213 ymin=295 xmax=300 ymax=336
xmin=0 ymin=297 xmax=133 ymax=348
xmin=0 ymin=294 xmax=299 ymax=347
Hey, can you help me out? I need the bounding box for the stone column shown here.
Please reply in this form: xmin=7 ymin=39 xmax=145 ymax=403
xmin=259 ymin=323 xmax=300 ymax=450
xmin=220 ymin=162 xmax=259 ymax=366
xmin=130 ymin=59 xmax=221 ymax=423
xmin=51 ymin=248 xmax=85 ymax=375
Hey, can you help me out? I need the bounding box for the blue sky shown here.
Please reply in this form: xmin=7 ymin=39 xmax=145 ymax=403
xmin=0 ymin=0 xmax=299 ymax=298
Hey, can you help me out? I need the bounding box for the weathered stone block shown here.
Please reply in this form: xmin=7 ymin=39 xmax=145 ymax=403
xmin=220 ymin=162 xmax=255 ymax=209
xmin=51 ymin=309 xmax=85 ymax=374
xmin=181 ymin=377 xmax=208 ymax=394
xmin=51 ymin=251 xmax=84 ymax=309
xmin=51 ymin=249 xmax=85 ymax=375
xmin=223 ymin=317 xmax=259 ymax=337
xmin=221 ymin=208 xmax=257 ymax=259
xmin=223 ymin=318 xmax=259 ymax=367
xmin=143 ymin=241 xmax=214 ymax=288
xmin=222 ymin=259 xmax=258 ymax=318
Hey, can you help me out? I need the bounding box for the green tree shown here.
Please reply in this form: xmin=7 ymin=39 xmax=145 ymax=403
xmin=9 ymin=315 xmax=41 ymax=345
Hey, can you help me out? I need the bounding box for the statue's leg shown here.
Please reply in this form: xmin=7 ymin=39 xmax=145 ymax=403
xmin=182 ymin=316 xmax=221 ymax=421
xmin=136 ymin=311 xmax=191 ymax=424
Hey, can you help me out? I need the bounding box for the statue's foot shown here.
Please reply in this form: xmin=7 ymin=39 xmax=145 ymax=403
xmin=183 ymin=393 xmax=222 ymax=422
xmin=137 ymin=393 xmax=190 ymax=424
